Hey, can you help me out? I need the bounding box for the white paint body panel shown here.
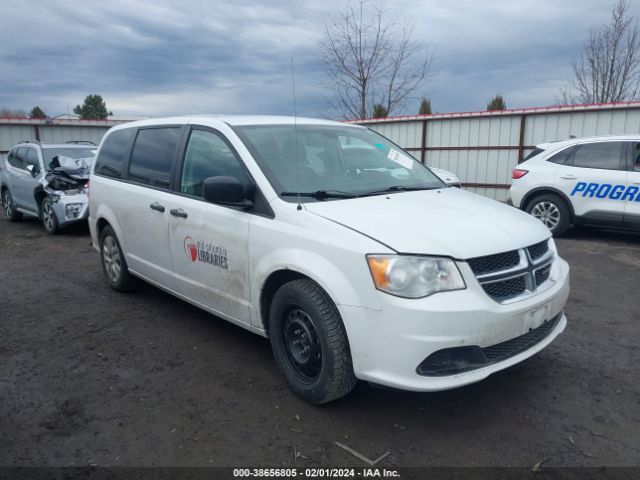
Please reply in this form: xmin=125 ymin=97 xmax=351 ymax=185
xmin=89 ymin=115 xmax=570 ymax=392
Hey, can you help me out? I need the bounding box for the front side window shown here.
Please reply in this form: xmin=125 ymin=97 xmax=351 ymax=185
xmin=128 ymin=127 xmax=181 ymax=189
xmin=94 ymin=128 xmax=135 ymax=179
xmin=180 ymin=129 xmax=250 ymax=198
xmin=25 ymin=148 xmax=41 ymax=174
xmin=571 ymin=142 xmax=623 ymax=170
xmin=234 ymin=124 xmax=444 ymax=201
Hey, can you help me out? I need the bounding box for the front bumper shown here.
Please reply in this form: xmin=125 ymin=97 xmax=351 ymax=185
xmin=50 ymin=192 xmax=89 ymax=228
xmin=339 ymin=256 xmax=570 ymax=391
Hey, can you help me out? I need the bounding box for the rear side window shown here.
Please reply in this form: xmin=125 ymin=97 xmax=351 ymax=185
xmin=524 ymin=148 xmax=545 ymax=161
xmin=571 ymin=142 xmax=623 ymax=170
xmin=9 ymin=147 xmax=27 ymax=170
xmin=95 ymin=128 xmax=135 ymax=179
xmin=128 ymin=127 xmax=181 ymax=189
xmin=631 ymin=142 xmax=640 ymax=172
xmin=546 ymin=146 xmax=574 ymax=164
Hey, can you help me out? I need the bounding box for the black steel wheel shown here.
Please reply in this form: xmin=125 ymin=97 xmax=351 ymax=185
xmin=269 ymin=278 xmax=357 ymax=404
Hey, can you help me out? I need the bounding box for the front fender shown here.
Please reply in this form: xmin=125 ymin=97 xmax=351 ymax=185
xmin=252 ymin=247 xmax=382 ymax=328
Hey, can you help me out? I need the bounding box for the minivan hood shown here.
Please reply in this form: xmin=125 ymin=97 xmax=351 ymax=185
xmin=304 ymin=188 xmax=550 ymax=259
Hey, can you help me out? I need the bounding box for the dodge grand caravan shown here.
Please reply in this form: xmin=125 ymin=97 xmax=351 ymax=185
xmin=89 ymin=116 xmax=570 ymax=404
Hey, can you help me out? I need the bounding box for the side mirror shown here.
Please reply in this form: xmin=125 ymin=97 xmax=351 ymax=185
xmin=26 ymin=164 xmax=37 ymax=177
xmin=203 ymin=176 xmax=253 ymax=208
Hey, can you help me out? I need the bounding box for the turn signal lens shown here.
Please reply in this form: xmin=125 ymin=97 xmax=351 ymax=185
xmin=512 ymin=169 xmax=529 ymax=179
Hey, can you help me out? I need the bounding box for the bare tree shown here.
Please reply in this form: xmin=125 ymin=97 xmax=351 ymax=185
xmin=0 ymin=108 xmax=27 ymax=118
xmin=319 ymin=1 xmax=432 ymax=119
xmin=559 ymin=0 xmax=640 ymax=104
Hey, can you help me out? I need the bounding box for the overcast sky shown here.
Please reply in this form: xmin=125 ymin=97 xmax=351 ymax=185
xmin=1 ymin=0 xmax=638 ymax=119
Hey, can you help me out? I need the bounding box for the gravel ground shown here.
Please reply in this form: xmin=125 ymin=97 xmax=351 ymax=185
xmin=1 ymin=216 xmax=639 ymax=468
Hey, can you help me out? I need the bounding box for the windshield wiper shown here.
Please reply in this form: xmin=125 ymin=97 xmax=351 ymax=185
xmin=281 ymin=190 xmax=357 ymax=199
xmin=359 ymin=185 xmax=438 ymax=197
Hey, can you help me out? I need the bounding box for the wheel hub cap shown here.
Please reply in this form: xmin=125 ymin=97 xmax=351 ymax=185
xmin=531 ymin=202 xmax=560 ymax=229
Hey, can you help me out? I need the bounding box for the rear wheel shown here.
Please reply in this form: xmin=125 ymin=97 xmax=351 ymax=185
xmin=100 ymin=226 xmax=137 ymax=292
xmin=269 ymin=279 xmax=357 ymax=404
xmin=526 ymin=193 xmax=570 ymax=236
xmin=41 ymin=198 xmax=59 ymax=234
xmin=2 ymin=189 xmax=22 ymax=222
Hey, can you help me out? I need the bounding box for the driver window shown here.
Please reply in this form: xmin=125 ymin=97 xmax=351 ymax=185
xmin=25 ymin=148 xmax=40 ymax=174
xmin=181 ymin=129 xmax=250 ymax=198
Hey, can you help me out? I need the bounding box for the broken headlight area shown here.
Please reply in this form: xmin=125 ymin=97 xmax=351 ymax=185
xmin=42 ymin=155 xmax=92 ymax=195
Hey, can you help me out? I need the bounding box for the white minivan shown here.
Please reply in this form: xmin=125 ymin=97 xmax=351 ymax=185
xmin=89 ymin=116 xmax=570 ymax=404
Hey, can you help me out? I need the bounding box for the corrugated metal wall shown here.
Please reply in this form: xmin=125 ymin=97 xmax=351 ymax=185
xmin=0 ymin=119 xmax=128 ymax=163
xmin=357 ymin=103 xmax=640 ymax=201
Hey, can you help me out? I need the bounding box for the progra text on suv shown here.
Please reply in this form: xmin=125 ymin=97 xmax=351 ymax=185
xmin=89 ymin=116 xmax=570 ymax=404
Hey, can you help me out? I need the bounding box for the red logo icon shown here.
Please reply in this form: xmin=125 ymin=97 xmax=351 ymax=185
xmin=184 ymin=236 xmax=198 ymax=262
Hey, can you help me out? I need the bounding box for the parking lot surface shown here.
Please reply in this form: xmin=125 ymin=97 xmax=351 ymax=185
xmin=1 ymin=216 xmax=639 ymax=468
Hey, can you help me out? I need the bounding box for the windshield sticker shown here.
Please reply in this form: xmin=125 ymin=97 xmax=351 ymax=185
xmin=184 ymin=236 xmax=228 ymax=270
xmin=387 ymin=148 xmax=414 ymax=169
xmin=374 ymin=143 xmax=385 ymax=151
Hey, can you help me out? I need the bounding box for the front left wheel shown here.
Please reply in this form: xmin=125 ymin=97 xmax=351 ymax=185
xmin=269 ymin=278 xmax=357 ymax=404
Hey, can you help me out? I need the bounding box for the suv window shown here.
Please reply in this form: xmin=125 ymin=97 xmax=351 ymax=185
xmin=546 ymin=146 xmax=574 ymax=164
xmin=129 ymin=127 xmax=181 ymax=189
xmin=571 ymin=142 xmax=623 ymax=170
xmin=180 ymin=129 xmax=250 ymax=198
xmin=94 ymin=128 xmax=135 ymax=179
xmin=25 ymin=148 xmax=41 ymax=174
xmin=525 ymin=148 xmax=545 ymax=161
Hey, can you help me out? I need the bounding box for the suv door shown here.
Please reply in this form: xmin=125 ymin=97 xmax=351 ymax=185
xmin=6 ymin=147 xmax=30 ymax=209
xmin=119 ymin=126 xmax=184 ymax=290
xmin=13 ymin=147 xmax=43 ymax=213
xmin=554 ymin=141 xmax=627 ymax=225
xmin=167 ymin=127 xmax=252 ymax=324
xmin=623 ymin=141 xmax=640 ymax=227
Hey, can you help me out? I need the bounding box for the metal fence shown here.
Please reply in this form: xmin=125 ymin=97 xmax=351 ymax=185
xmin=354 ymin=102 xmax=640 ymax=201
xmin=0 ymin=117 xmax=130 ymax=163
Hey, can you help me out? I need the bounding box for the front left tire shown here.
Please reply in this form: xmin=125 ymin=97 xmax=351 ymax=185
xmin=268 ymin=278 xmax=357 ymax=404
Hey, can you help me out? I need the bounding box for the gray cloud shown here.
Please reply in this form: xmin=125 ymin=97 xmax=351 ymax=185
xmin=1 ymin=0 xmax=637 ymax=118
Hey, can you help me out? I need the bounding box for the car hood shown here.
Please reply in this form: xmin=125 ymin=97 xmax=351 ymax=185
xmin=304 ymin=187 xmax=550 ymax=259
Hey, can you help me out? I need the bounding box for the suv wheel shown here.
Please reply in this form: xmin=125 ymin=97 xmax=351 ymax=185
xmin=100 ymin=226 xmax=137 ymax=292
xmin=41 ymin=198 xmax=59 ymax=234
xmin=2 ymin=189 xmax=23 ymax=222
xmin=526 ymin=193 xmax=570 ymax=236
xmin=269 ymin=279 xmax=357 ymax=404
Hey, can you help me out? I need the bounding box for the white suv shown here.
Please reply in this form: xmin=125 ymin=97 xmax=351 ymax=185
xmin=89 ymin=116 xmax=570 ymax=404
xmin=510 ymin=135 xmax=640 ymax=235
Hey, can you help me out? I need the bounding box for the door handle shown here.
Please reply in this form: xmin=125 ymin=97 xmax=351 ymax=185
xmin=149 ymin=202 xmax=165 ymax=213
xmin=170 ymin=208 xmax=188 ymax=218
xmin=560 ymin=174 xmax=577 ymax=180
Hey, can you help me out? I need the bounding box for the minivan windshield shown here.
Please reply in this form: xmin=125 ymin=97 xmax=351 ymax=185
xmin=234 ymin=124 xmax=445 ymax=201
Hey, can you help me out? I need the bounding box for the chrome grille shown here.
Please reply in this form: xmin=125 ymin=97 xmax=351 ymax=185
xmin=467 ymin=239 xmax=554 ymax=303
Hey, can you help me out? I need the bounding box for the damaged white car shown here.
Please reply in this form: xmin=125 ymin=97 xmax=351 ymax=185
xmin=0 ymin=141 xmax=95 ymax=233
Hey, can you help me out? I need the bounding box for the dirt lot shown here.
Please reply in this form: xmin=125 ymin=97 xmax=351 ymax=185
xmin=1 ymin=216 xmax=639 ymax=468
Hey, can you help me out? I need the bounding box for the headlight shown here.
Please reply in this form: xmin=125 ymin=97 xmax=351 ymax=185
xmin=366 ymin=255 xmax=466 ymax=298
